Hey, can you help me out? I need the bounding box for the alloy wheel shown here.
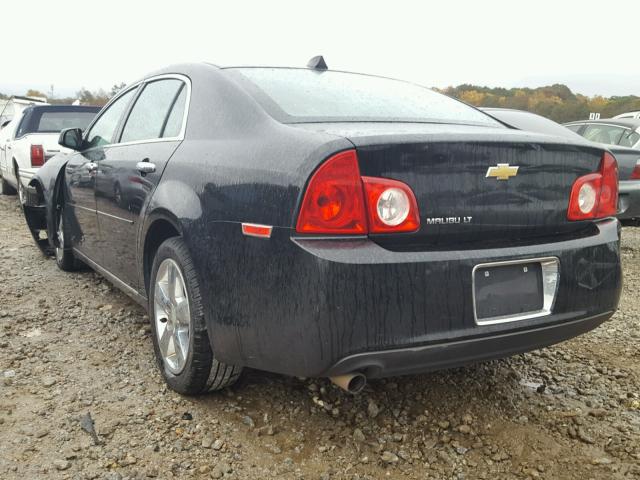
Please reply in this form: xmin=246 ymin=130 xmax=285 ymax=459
xmin=154 ymin=258 xmax=191 ymax=374
xmin=55 ymin=213 xmax=64 ymax=262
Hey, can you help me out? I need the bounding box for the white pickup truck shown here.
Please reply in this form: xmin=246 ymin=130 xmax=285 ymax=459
xmin=0 ymin=102 xmax=100 ymax=200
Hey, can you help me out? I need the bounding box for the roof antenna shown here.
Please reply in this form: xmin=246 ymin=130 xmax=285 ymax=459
xmin=307 ymin=55 xmax=328 ymax=71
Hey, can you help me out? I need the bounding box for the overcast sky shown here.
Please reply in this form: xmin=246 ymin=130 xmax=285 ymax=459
xmin=2 ymin=0 xmax=639 ymax=98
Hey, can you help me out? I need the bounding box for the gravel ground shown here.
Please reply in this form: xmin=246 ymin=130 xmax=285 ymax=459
xmin=1 ymin=194 xmax=639 ymax=480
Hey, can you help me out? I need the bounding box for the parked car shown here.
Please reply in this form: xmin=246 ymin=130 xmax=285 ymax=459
xmin=563 ymin=118 xmax=640 ymax=149
xmin=483 ymin=108 xmax=640 ymax=224
xmin=0 ymin=104 xmax=100 ymax=199
xmin=24 ymin=62 xmax=622 ymax=395
xmin=0 ymin=96 xmax=49 ymax=195
xmin=614 ymin=111 xmax=640 ymax=120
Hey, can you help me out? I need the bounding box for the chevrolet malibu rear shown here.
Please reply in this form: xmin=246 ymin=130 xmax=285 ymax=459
xmin=201 ymin=66 xmax=622 ymax=393
xmin=31 ymin=63 xmax=621 ymax=396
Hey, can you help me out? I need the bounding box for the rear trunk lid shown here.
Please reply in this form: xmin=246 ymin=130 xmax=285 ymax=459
xmin=296 ymin=122 xmax=605 ymax=249
xmin=23 ymin=132 xmax=69 ymax=162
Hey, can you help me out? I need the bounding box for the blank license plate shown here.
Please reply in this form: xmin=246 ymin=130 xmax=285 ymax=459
xmin=474 ymin=262 xmax=543 ymax=322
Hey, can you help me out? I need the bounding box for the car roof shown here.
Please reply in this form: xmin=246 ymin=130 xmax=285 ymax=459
xmin=564 ymin=118 xmax=640 ymax=128
xmin=25 ymin=104 xmax=101 ymax=112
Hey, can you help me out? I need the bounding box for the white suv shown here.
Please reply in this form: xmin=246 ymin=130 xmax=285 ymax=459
xmin=0 ymin=103 xmax=100 ymax=200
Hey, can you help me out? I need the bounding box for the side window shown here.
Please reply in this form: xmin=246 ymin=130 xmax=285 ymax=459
xmin=85 ymin=89 xmax=136 ymax=149
xmin=120 ymin=79 xmax=184 ymax=143
xmin=582 ymin=125 xmax=625 ymax=146
xmin=162 ymin=86 xmax=187 ymax=138
xmin=619 ymin=129 xmax=640 ymax=147
xmin=15 ymin=110 xmax=32 ymax=138
xmin=565 ymin=124 xmax=582 ymax=133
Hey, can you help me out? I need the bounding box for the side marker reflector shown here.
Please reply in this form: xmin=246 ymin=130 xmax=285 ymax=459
xmin=241 ymin=223 xmax=273 ymax=238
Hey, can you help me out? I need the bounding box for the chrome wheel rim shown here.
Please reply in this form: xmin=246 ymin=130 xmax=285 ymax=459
xmin=55 ymin=213 xmax=64 ymax=262
xmin=154 ymin=258 xmax=191 ymax=374
xmin=17 ymin=179 xmax=25 ymax=204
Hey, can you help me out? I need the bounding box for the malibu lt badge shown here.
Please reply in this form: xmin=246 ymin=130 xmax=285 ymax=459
xmin=425 ymin=216 xmax=473 ymax=225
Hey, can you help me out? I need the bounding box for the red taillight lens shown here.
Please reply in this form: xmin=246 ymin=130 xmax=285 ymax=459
xmin=631 ymin=160 xmax=640 ymax=180
xmin=362 ymin=177 xmax=420 ymax=233
xmin=296 ymin=150 xmax=421 ymax=235
xmin=295 ymin=150 xmax=368 ymax=234
xmin=567 ymin=152 xmax=618 ymax=220
xmin=30 ymin=144 xmax=44 ymax=167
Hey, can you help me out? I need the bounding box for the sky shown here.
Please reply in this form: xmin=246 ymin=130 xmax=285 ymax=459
xmin=2 ymin=0 xmax=639 ymax=98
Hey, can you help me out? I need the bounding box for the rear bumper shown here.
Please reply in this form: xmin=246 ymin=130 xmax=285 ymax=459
xmin=200 ymin=219 xmax=622 ymax=378
xmin=326 ymin=311 xmax=612 ymax=378
xmin=618 ymin=180 xmax=640 ymax=220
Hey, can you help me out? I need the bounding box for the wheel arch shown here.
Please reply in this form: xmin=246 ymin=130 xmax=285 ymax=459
xmin=140 ymin=209 xmax=183 ymax=296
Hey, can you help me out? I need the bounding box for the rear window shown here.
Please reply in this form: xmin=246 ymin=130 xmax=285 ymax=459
xmin=16 ymin=108 xmax=98 ymax=137
xmin=228 ymin=68 xmax=501 ymax=127
xmin=35 ymin=111 xmax=97 ymax=132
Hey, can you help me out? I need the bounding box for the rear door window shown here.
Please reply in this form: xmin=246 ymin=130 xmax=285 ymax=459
xmin=162 ymin=86 xmax=187 ymax=138
xmin=120 ymin=79 xmax=185 ymax=143
xmin=581 ymin=124 xmax=626 ymax=145
xmin=619 ymin=129 xmax=640 ymax=147
xmin=565 ymin=124 xmax=583 ymax=133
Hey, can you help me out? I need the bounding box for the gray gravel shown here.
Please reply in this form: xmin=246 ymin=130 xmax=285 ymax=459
xmin=0 ymin=195 xmax=639 ymax=480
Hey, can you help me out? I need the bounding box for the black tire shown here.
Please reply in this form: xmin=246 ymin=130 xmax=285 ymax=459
xmin=149 ymin=237 xmax=242 ymax=394
xmin=54 ymin=203 xmax=81 ymax=271
xmin=0 ymin=175 xmax=16 ymax=195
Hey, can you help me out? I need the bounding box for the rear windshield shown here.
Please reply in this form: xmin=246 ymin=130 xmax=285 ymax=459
xmin=227 ymin=68 xmax=501 ymax=127
xmin=16 ymin=108 xmax=99 ymax=137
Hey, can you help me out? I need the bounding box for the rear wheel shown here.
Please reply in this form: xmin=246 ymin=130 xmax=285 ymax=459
xmin=54 ymin=203 xmax=81 ymax=271
xmin=149 ymin=237 xmax=242 ymax=394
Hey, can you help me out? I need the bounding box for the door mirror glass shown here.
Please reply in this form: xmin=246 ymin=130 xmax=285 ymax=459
xmin=59 ymin=128 xmax=84 ymax=151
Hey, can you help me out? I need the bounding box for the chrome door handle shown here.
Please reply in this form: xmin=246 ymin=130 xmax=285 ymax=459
xmin=136 ymin=161 xmax=156 ymax=174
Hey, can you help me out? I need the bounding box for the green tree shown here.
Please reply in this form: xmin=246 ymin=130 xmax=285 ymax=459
xmin=25 ymin=89 xmax=47 ymax=99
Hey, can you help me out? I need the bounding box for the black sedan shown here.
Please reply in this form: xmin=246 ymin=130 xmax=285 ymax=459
xmin=23 ymin=62 xmax=622 ymax=395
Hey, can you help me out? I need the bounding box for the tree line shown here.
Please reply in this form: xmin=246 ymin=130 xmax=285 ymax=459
xmin=3 ymin=83 xmax=640 ymax=123
xmin=439 ymin=84 xmax=640 ymax=123
xmin=0 ymin=83 xmax=126 ymax=106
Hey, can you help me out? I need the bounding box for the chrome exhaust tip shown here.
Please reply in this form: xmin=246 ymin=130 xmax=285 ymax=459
xmin=329 ymin=373 xmax=367 ymax=394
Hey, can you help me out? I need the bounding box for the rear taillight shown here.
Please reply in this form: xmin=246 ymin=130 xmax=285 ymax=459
xmin=631 ymin=160 xmax=640 ymax=180
xmin=30 ymin=145 xmax=44 ymax=167
xmin=296 ymin=150 xmax=420 ymax=234
xmin=361 ymin=177 xmax=420 ymax=233
xmin=295 ymin=150 xmax=368 ymax=234
xmin=567 ymin=152 xmax=618 ymax=220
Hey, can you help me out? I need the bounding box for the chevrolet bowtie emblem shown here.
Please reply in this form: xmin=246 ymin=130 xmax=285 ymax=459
xmin=486 ymin=163 xmax=519 ymax=180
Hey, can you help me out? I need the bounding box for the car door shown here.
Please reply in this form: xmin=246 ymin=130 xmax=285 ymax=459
xmin=95 ymin=76 xmax=189 ymax=289
xmin=64 ymin=88 xmax=138 ymax=264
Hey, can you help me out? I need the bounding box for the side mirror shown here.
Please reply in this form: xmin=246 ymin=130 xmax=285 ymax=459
xmin=59 ymin=128 xmax=84 ymax=151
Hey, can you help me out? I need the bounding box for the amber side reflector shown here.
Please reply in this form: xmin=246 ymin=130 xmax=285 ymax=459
xmin=241 ymin=223 xmax=273 ymax=238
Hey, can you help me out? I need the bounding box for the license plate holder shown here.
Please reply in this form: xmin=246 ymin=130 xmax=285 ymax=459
xmin=473 ymin=258 xmax=559 ymax=325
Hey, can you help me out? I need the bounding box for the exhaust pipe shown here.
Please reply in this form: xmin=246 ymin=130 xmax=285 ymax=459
xmin=329 ymin=373 xmax=367 ymax=394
